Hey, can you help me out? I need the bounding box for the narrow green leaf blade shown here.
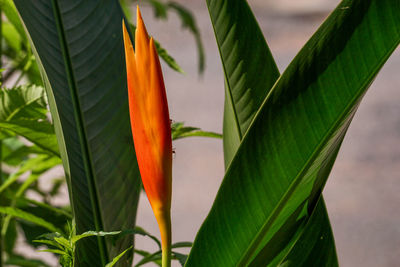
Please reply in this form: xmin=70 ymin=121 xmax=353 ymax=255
xmin=39 ymin=249 xmax=68 ymax=256
xmin=0 ymin=206 xmax=61 ymax=233
xmin=33 ymin=239 xmax=64 ymax=249
xmin=72 ymin=231 xmax=121 ymax=244
xmin=105 ymin=246 xmax=133 ymax=267
xmin=171 ymin=122 xmax=222 ymax=140
xmin=115 ymin=227 xmax=161 ymax=250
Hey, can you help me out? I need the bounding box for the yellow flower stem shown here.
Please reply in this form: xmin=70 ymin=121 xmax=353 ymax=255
xmin=156 ymin=209 xmax=171 ymax=267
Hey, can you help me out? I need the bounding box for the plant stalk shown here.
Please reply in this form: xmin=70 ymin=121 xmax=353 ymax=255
xmin=157 ymin=210 xmax=171 ymax=267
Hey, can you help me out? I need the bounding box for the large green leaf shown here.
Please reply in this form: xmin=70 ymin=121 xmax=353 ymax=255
xmin=187 ymin=0 xmax=400 ymax=266
xmin=207 ymin=0 xmax=338 ymax=265
xmin=13 ymin=1 xmax=142 ymax=266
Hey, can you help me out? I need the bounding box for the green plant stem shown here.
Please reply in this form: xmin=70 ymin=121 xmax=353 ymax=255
xmin=158 ymin=211 xmax=171 ymax=267
xmin=161 ymin=224 xmax=171 ymax=267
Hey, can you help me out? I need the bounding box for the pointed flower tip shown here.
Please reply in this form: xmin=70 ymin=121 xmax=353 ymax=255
xmin=136 ymin=5 xmax=149 ymax=41
xmin=136 ymin=5 xmax=141 ymax=18
xmin=149 ymin=37 xmax=155 ymax=47
xmin=122 ymin=19 xmax=134 ymax=56
xmin=122 ymin=19 xmax=127 ymax=39
xmin=136 ymin=5 xmax=142 ymax=29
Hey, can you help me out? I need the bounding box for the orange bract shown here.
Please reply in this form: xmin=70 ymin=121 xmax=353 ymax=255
xmin=123 ymin=6 xmax=172 ymax=266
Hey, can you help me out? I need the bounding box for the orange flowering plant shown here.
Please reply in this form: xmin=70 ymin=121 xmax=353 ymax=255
xmin=123 ymin=7 xmax=172 ymax=267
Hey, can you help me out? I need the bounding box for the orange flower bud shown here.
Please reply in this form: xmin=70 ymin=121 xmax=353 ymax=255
xmin=123 ymin=6 xmax=172 ymax=267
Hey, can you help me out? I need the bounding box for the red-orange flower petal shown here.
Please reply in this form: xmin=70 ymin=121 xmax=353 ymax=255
xmin=123 ymin=6 xmax=172 ymax=267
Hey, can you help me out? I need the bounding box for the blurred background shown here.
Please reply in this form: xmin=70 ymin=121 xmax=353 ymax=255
xmin=133 ymin=0 xmax=400 ymax=266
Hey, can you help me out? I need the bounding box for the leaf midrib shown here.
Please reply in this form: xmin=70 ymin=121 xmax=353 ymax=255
xmin=49 ymin=0 xmax=107 ymax=264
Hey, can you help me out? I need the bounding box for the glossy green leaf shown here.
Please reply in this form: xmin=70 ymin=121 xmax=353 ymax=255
xmin=207 ymin=0 xmax=339 ymax=265
xmin=187 ymin=0 xmax=400 ymax=266
xmin=13 ymin=1 xmax=142 ymax=266
xmin=212 ymin=0 xmax=279 ymax=167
